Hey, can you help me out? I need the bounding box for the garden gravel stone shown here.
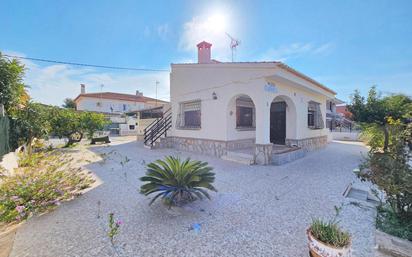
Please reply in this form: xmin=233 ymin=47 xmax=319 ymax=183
xmin=9 ymin=139 xmax=376 ymax=257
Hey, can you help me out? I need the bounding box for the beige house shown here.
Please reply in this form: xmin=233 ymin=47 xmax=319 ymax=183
xmin=146 ymin=41 xmax=339 ymax=165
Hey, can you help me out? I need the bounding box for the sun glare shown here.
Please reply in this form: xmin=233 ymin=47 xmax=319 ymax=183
xmin=206 ymin=13 xmax=227 ymax=33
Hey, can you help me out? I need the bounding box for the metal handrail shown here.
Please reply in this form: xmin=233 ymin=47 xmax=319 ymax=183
xmin=144 ymin=110 xmax=172 ymax=146
xmin=144 ymin=108 xmax=171 ymax=134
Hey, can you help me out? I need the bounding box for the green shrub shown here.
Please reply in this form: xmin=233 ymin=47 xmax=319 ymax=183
xmin=0 ymin=150 xmax=93 ymax=222
xmin=310 ymin=219 xmax=351 ymax=248
xmin=377 ymin=204 xmax=412 ymax=241
xmin=140 ymin=156 xmax=217 ymax=206
xmin=357 ymin=119 xmax=412 ymax=220
xmin=18 ymin=151 xmax=45 ymax=167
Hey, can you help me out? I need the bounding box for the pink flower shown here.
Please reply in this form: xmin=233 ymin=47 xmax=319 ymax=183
xmin=15 ymin=205 xmax=25 ymax=213
xmin=116 ymin=220 xmax=123 ymax=226
xmin=11 ymin=196 xmax=20 ymax=201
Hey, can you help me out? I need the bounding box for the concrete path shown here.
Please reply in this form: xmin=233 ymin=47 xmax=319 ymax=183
xmin=9 ymin=139 xmax=376 ymax=257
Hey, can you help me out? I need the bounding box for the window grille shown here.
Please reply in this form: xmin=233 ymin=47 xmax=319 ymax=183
xmin=235 ymin=97 xmax=255 ymax=128
xmin=178 ymin=100 xmax=201 ymax=129
xmin=308 ymin=101 xmax=324 ymax=129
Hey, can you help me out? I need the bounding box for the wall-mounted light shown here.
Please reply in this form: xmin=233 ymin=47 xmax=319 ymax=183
xmin=212 ymin=92 xmax=217 ymax=100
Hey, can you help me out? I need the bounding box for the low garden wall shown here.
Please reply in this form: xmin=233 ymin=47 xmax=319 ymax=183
xmin=285 ymin=135 xmax=328 ymax=151
xmin=159 ymin=136 xmax=326 ymax=159
xmin=332 ymin=131 xmax=361 ymax=141
xmin=159 ymin=137 xmax=255 ymax=157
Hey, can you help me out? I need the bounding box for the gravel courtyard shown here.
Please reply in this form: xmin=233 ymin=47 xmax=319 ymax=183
xmin=9 ymin=138 xmax=376 ymax=257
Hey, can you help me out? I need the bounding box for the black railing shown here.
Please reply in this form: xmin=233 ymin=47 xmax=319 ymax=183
xmin=144 ymin=108 xmax=172 ymax=146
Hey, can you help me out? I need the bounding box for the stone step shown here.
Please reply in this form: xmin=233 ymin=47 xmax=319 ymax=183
xmin=226 ymin=150 xmax=254 ymax=160
xmin=143 ymin=144 xmax=153 ymax=149
xmin=221 ymin=151 xmax=255 ymax=165
xmin=271 ymin=148 xmax=306 ymax=165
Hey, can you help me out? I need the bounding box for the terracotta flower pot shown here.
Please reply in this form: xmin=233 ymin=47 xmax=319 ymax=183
xmin=307 ymin=228 xmax=351 ymax=257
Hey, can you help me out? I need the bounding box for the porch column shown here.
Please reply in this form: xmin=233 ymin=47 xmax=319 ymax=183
xmin=254 ymin=101 xmax=272 ymax=164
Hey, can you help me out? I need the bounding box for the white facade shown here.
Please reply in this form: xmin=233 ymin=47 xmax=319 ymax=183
xmin=76 ymin=97 xmax=150 ymax=113
xmin=119 ymin=116 xmax=138 ymax=136
xmin=169 ymin=62 xmax=335 ymax=146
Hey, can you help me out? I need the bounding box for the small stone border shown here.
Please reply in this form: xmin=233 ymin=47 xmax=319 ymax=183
xmin=375 ymin=230 xmax=412 ymax=257
xmin=0 ymin=222 xmax=24 ymax=257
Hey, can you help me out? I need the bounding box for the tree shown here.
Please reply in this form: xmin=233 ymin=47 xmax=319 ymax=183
xmin=12 ymin=102 xmax=50 ymax=155
xmin=49 ymin=108 xmax=83 ymax=146
xmin=81 ymin=112 xmax=109 ymax=140
xmin=62 ymin=98 xmax=76 ymax=109
xmin=357 ymin=118 xmax=412 ymax=221
xmin=0 ymin=52 xmax=29 ymax=115
xmin=49 ymin=108 xmax=109 ymax=146
xmin=351 ymin=87 xmax=412 ymax=239
xmin=348 ymin=86 xmax=412 ymax=151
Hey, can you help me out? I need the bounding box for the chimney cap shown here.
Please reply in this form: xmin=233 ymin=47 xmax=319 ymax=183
xmin=197 ymin=41 xmax=212 ymax=48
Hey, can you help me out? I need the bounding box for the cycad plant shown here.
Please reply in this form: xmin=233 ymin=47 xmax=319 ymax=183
xmin=140 ymin=156 xmax=217 ymax=206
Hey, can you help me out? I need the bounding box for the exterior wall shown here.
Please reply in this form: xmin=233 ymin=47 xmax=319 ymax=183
xmin=160 ymin=137 xmax=255 ymax=157
xmin=136 ymin=118 xmax=157 ymax=135
xmin=170 ymin=63 xmax=334 ymax=145
xmin=119 ymin=117 xmax=138 ymax=136
xmin=226 ymin=96 xmax=256 ymax=141
xmin=285 ymin=135 xmax=328 ymax=151
xmin=119 ymin=124 xmax=137 ymax=136
xmin=76 ymin=97 xmax=156 ymax=113
xmin=163 ymin=137 xmax=228 ymax=157
xmin=332 ymin=131 xmax=361 ymax=141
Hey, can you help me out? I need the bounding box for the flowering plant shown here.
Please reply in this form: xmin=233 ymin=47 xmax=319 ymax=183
xmin=0 ymin=150 xmax=93 ymax=222
xmin=108 ymin=212 xmax=122 ymax=244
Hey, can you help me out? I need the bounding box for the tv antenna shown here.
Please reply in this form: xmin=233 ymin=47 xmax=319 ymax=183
xmin=226 ymin=32 xmax=241 ymax=62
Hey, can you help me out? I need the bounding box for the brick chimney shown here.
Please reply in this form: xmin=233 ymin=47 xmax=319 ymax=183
xmin=80 ymin=84 xmax=86 ymax=94
xmin=197 ymin=41 xmax=212 ymax=64
xmin=136 ymin=90 xmax=143 ymax=96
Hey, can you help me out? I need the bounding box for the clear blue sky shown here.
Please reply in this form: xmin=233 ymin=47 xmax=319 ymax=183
xmin=1 ymin=0 xmax=411 ymax=105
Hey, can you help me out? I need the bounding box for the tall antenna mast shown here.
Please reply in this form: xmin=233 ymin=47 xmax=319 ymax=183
xmin=155 ymin=80 xmax=159 ymax=106
xmin=99 ymin=84 xmax=104 ymax=110
xmin=226 ymin=33 xmax=241 ymax=62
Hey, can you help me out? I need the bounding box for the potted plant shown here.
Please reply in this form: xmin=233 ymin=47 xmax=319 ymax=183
xmin=307 ymin=208 xmax=351 ymax=257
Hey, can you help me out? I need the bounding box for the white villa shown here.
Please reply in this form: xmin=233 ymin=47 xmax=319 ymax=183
xmin=144 ymin=41 xmax=341 ymax=165
xmin=74 ymin=84 xmax=168 ymax=136
xmin=74 ymin=84 xmax=167 ymax=113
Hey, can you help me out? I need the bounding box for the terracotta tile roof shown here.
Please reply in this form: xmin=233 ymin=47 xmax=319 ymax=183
xmin=74 ymin=92 xmax=168 ymax=103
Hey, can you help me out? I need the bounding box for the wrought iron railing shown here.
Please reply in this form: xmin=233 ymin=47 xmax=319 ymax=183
xmin=143 ymin=108 xmax=172 ymax=146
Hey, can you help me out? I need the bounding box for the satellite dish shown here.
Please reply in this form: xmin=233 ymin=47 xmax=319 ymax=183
xmin=226 ymin=33 xmax=241 ymax=62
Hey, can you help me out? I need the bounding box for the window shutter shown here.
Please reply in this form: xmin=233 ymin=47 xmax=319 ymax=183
xmin=315 ymin=103 xmax=324 ymax=129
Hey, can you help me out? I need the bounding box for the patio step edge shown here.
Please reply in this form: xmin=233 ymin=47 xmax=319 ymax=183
xmin=221 ymin=153 xmax=254 ymax=165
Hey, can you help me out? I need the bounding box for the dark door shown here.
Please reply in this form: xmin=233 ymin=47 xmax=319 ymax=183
xmin=270 ymin=102 xmax=286 ymax=144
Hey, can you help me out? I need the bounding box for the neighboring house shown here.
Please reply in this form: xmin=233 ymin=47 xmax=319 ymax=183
xmin=73 ymin=85 xmax=168 ymax=136
xmin=74 ymin=84 xmax=167 ymax=114
xmin=336 ymin=104 xmax=353 ymax=119
xmin=325 ymin=98 xmax=345 ymax=130
xmin=127 ymin=105 xmax=170 ymax=139
xmin=118 ymin=115 xmax=139 ymax=136
xmin=146 ymin=41 xmax=341 ymax=165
